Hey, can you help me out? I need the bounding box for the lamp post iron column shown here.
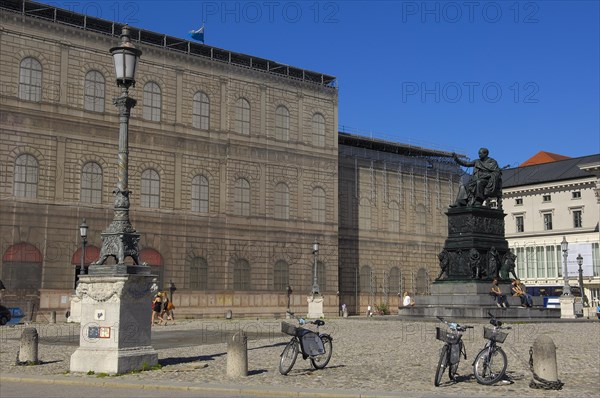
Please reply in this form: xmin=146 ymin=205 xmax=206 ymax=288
xmin=311 ymin=239 xmax=320 ymax=295
xmin=92 ymin=26 xmax=143 ymax=271
xmin=561 ymin=236 xmax=571 ymax=296
xmin=79 ymin=218 xmax=88 ymax=274
xmin=286 ymin=285 xmax=292 ymax=313
xmin=577 ymin=254 xmax=587 ymax=306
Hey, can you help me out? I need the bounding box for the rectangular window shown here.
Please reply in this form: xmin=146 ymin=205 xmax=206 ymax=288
xmin=543 ymin=213 xmax=553 ymax=230
xmin=516 ymin=216 xmax=524 ymax=232
xmin=526 ymin=247 xmax=535 ymax=278
xmin=536 ymin=246 xmax=545 ymax=278
xmin=515 ymin=198 xmax=523 ymax=205
xmin=546 ymin=245 xmax=557 ymax=278
xmin=543 ymin=194 xmax=551 ymax=202
xmin=572 ymin=191 xmax=581 ymax=199
xmin=573 ymin=210 xmax=583 ymax=228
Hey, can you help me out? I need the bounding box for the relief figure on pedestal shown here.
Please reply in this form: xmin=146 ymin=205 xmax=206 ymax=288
xmin=500 ymin=250 xmax=519 ymax=280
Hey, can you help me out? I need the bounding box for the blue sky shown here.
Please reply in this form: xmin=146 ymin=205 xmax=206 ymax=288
xmin=41 ymin=0 xmax=599 ymax=166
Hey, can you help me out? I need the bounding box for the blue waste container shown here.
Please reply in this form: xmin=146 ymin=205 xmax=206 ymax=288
xmin=7 ymin=307 xmax=24 ymax=325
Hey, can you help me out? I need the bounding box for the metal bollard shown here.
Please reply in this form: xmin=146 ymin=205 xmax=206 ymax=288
xmin=226 ymin=331 xmax=248 ymax=377
xmin=17 ymin=327 xmax=39 ymax=365
xmin=50 ymin=310 xmax=56 ymax=324
xmin=529 ymin=335 xmax=564 ymax=390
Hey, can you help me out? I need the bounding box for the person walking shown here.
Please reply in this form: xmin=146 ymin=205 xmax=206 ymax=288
xmin=152 ymin=292 xmax=164 ymax=326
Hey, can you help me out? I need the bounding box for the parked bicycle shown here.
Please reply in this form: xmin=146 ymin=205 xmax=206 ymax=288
xmin=472 ymin=311 xmax=511 ymax=385
xmin=279 ymin=311 xmax=333 ymax=375
xmin=434 ymin=316 xmax=473 ymax=386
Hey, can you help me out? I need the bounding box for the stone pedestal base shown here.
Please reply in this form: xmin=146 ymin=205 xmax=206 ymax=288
xmin=70 ymin=271 xmax=158 ymax=374
xmin=307 ymin=294 xmax=324 ymax=319
xmin=559 ymin=296 xmax=577 ymax=319
xmin=67 ymin=294 xmax=81 ymax=323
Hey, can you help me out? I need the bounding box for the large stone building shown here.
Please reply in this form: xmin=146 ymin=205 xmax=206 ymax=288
xmin=0 ymin=1 xmax=461 ymax=318
xmin=503 ymin=152 xmax=600 ymax=305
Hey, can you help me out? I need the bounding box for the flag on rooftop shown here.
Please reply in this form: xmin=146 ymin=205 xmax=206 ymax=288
xmin=189 ymin=25 xmax=204 ymax=43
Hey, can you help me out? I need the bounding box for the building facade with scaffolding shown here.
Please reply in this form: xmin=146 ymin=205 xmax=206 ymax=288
xmin=0 ymin=1 xmax=463 ymax=318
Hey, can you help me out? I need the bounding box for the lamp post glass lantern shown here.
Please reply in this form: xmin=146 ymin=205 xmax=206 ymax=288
xmin=561 ymin=236 xmax=572 ymax=296
xmin=92 ymin=26 xmax=143 ymax=270
xmin=576 ymin=254 xmax=587 ymax=306
xmin=79 ymin=218 xmax=88 ymax=278
xmin=311 ymin=239 xmax=320 ymax=295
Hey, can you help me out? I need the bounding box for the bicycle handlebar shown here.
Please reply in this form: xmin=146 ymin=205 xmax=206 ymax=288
xmin=437 ymin=316 xmax=473 ymax=331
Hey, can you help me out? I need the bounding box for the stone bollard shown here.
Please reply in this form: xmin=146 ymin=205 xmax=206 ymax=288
xmin=227 ymin=331 xmax=248 ymax=377
xmin=343 ymin=308 xmax=348 ymax=318
xmin=225 ymin=309 xmax=233 ymax=320
xmin=49 ymin=310 xmax=56 ymax=324
xmin=529 ymin=335 xmax=563 ymax=390
xmin=17 ymin=327 xmax=39 ymax=365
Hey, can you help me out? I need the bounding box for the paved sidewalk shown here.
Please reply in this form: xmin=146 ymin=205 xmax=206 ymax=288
xmin=1 ymin=317 xmax=599 ymax=397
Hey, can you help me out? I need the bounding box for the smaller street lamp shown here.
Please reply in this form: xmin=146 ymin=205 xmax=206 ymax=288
xmin=286 ymin=285 xmax=293 ymax=313
xmin=169 ymin=280 xmax=177 ymax=302
xmin=311 ymin=239 xmax=320 ymax=295
xmin=561 ymin=236 xmax=571 ymax=296
xmin=576 ymin=254 xmax=587 ymax=307
xmin=79 ymin=219 xmax=88 ymax=276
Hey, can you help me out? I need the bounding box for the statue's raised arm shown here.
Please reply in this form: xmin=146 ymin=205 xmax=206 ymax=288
xmin=451 ymin=148 xmax=502 ymax=208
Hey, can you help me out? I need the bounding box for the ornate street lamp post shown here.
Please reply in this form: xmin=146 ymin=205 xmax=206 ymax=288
xmin=561 ymin=236 xmax=571 ymax=296
xmin=286 ymin=285 xmax=293 ymax=313
xmin=577 ymin=254 xmax=587 ymax=306
xmin=79 ymin=218 xmax=88 ymax=277
xmin=311 ymin=239 xmax=320 ymax=295
xmin=169 ymin=280 xmax=177 ymax=302
xmin=92 ymin=26 xmax=143 ymax=271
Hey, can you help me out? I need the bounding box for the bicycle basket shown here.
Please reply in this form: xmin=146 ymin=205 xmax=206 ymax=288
xmin=483 ymin=327 xmax=508 ymax=343
xmin=281 ymin=322 xmax=299 ymax=336
xmin=300 ymin=331 xmax=324 ymax=356
xmin=436 ymin=327 xmax=460 ymax=344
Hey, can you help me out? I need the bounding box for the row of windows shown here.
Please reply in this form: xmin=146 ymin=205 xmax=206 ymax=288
xmin=16 ymin=58 xmax=328 ymax=145
xmin=514 ymin=243 xmax=600 ymax=279
xmin=514 ymin=191 xmax=581 ymax=206
xmin=13 ymin=154 xmax=328 ymax=221
xmin=190 ymin=257 xmax=327 ymax=291
xmin=514 ymin=210 xmax=584 ymax=233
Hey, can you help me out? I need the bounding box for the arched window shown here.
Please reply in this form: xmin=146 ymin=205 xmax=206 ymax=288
xmin=81 ymin=162 xmax=103 ymax=204
xmin=274 ymin=182 xmax=289 ymax=219
xmin=14 ymin=154 xmax=38 ymax=198
xmin=141 ymin=169 xmax=160 ymax=208
xmin=84 ymin=70 xmax=105 ymax=112
xmin=416 ymin=203 xmax=427 ymax=234
xmin=192 ymin=91 xmax=210 ymax=130
xmin=19 ymin=57 xmax=42 ymax=102
xmin=416 ymin=268 xmax=429 ymax=295
xmin=389 ymin=266 xmax=401 ymax=295
xmin=191 ymin=174 xmax=209 ymax=212
xmin=274 ymin=260 xmax=289 ymax=291
xmin=140 ymin=248 xmax=164 ymax=288
xmin=143 ymin=82 xmax=161 ymax=121
xmin=359 ymin=199 xmax=372 ymax=230
xmin=312 ymin=113 xmax=325 ymax=147
xmin=189 ymin=256 xmax=208 ymax=290
xmin=312 ymin=187 xmax=325 ymax=222
xmin=389 ymin=201 xmax=400 ymax=233
xmin=275 ymin=105 xmax=289 ymax=141
xmin=234 ymin=178 xmax=250 ymax=216
xmin=233 ymin=258 xmax=250 ymax=290
xmin=234 ymin=98 xmax=250 ymax=134
xmin=360 ymin=265 xmax=372 ymax=292
xmin=2 ymin=242 xmax=43 ymax=290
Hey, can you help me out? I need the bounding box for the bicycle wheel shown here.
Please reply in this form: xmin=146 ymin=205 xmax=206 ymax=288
xmin=434 ymin=345 xmax=449 ymax=387
xmin=279 ymin=339 xmax=299 ymax=375
xmin=473 ymin=346 xmax=507 ymax=385
xmin=310 ymin=335 xmax=333 ymax=369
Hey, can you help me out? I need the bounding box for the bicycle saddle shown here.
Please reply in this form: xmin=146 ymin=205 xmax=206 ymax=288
xmin=490 ymin=319 xmax=502 ymax=327
xmin=314 ymin=319 xmax=325 ymax=326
